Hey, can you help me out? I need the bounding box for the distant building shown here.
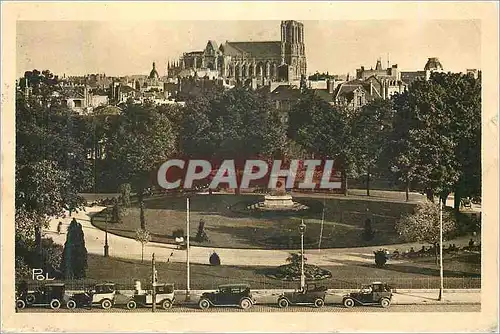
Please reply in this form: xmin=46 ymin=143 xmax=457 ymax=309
xmin=401 ymin=57 xmax=446 ymax=85
xmin=333 ymin=79 xmax=379 ymax=110
xmin=268 ymin=84 xmax=302 ymax=112
xmin=466 ymin=68 xmax=481 ymax=79
xmin=167 ymin=20 xmax=307 ymax=87
xmin=356 ymin=59 xmax=401 ymax=81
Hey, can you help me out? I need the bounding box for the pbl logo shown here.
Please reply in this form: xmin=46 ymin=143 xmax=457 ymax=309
xmin=32 ymin=269 xmax=55 ymax=281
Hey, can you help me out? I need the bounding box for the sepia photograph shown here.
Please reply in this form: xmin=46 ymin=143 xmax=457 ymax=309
xmin=1 ymin=1 xmax=498 ymax=333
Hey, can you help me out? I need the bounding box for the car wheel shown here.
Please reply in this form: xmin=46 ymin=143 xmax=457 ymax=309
xmin=314 ymin=298 xmax=324 ymax=308
xmin=26 ymin=294 xmax=35 ymax=305
xmin=380 ymin=298 xmax=391 ymax=308
xmin=16 ymin=300 xmax=26 ymax=310
xmin=126 ymin=300 xmax=137 ymax=310
xmin=278 ymin=298 xmax=289 ymax=308
xmin=198 ymin=298 xmax=210 ymax=310
xmin=343 ymin=298 xmax=355 ymax=308
xmin=101 ymin=299 xmax=112 ymax=310
xmin=239 ymin=298 xmax=252 ymax=310
xmin=66 ymin=300 xmax=77 ymax=309
xmin=50 ymin=299 xmax=61 ymax=310
xmin=162 ymin=299 xmax=172 ymax=309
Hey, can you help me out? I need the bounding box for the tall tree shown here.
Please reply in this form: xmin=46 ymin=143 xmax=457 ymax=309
xmin=106 ymin=102 xmax=177 ymax=229
xmin=288 ymin=90 xmax=356 ymax=195
xmin=180 ymin=88 xmax=284 ymax=191
xmin=389 ymin=72 xmax=481 ymax=205
xmin=351 ymin=98 xmax=394 ymax=196
xmin=60 ymin=219 xmax=88 ymax=279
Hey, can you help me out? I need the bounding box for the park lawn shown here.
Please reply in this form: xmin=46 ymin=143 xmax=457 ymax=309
xmin=72 ymin=251 xmax=480 ymax=291
xmin=92 ymin=193 xmax=417 ymax=249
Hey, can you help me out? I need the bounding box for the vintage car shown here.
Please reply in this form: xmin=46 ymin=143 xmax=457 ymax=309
xmin=66 ymin=283 xmax=117 ymax=309
xmin=16 ymin=283 xmax=69 ymax=310
xmin=277 ymin=283 xmax=327 ymax=308
xmin=342 ymin=282 xmax=393 ymax=308
xmin=126 ymin=283 xmax=175 ymax=310
xmin=198 ymin=284 xmax=255 ymax=310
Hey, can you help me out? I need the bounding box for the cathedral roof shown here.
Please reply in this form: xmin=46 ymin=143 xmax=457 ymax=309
xmin=222 ymin=41 xmax=282 ymax=58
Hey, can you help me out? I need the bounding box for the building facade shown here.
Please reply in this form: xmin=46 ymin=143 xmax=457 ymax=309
xmin=167 ymin=20 xmax=307 ymax=86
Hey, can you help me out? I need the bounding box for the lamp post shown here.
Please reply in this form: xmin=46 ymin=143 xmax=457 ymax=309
xmin=104 ymin=209 xmax=109 ymax=257
xmin=185 ymin=197 xmax=191 ymax=302
xmin=438 ymin=197 xmax=444 ymax=301
xmin=152 ymin=253 xmax=157 ymax=313
xmin=298 ymin=220 xmax=307 ymax=291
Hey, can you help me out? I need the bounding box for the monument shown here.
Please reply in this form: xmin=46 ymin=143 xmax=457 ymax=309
xmin=248 ymin=177 xmax=309 ymax=211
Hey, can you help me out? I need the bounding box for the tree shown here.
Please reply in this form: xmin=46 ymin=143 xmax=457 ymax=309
xmin=16 ymin=81 xmax=93 ymax=194
xmin=111 ymin=198 xmax=124 ymax=223
xmin=107 ymin=102 xmax=177 ymax=228
xmin=288 ymin=91 xmax=357 ymax=195
xmin=388 ymin=91 xmax=419 ymax=201
xmin=351 ymin=98 xmax=394 ymax=196
xmin=135 ymin=228 xmax=151 ymax=263
xmin=395 ymin=200 xmax=457 ymax=264
xmin=180 ymin=88 xmax=284 ymax=191
xmin=16 ymin=70 xmax=88 ymax=250
xmin=139 ymin=201 xmax=146 ymax=230
xmin=195 ymin=219 xmax=209 ymax=242
xmin=16 ymin=160 xmax=85 ymax=250
xmin=119 ymin=183 xmax=132 ymax=208
xmin=60 ymin=218 xmax=88 ymax=279
xmin=389 ymin=72 xmax=481 ymax=205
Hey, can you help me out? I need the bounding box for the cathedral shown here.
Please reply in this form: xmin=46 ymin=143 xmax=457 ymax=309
xmin=167 ymin=20 xmax=307 ymax=85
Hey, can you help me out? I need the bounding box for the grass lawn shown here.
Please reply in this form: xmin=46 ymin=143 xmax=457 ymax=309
xmin=49 ymin=251 xmax=480 ymax=291
xmin=92 ymin=193 xmax=417 ymax=249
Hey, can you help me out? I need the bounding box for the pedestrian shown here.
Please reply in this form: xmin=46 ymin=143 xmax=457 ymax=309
xmin=57 ymin=221 xmax=63 ymax=234
xmin=468 ymin=238 xmax=474 ymax=248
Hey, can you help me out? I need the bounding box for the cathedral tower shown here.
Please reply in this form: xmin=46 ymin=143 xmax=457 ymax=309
xmin=280 ymin=20 xmax=306 ymax=81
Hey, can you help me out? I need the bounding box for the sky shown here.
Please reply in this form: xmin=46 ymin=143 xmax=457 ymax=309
xmin=16 ymin=20 xmax=481 ymax=78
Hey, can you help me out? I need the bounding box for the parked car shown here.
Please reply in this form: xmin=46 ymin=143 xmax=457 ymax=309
xmin=277 ymin=283 xmax=327 ymax=308
xmin=198 ymin=284 xmax=255 ymax=310
xmin=126 ymin=283 xmax=175 ymax=310
xmin=16 ymin=283 xmax=68 ymax=310
xmin=342 ymin=282 xmax=393 ymax=308
xmin=67 ymin=283 xmax=117 ymax=309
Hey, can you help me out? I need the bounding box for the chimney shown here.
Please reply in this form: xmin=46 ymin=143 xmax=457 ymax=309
xmin=370 ymin=81 xmax=373 ymax=95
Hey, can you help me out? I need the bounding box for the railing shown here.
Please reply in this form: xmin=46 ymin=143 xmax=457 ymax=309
xmin=18 ymin=276 xmax=480 ymax=292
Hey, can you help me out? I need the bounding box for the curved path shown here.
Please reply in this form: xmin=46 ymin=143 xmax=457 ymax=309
xmin=44 ymin=196 xmax=480 ymax=267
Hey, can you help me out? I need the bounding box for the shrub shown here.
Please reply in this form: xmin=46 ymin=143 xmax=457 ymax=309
xmin=209 ymin=252 xmax=221 ymax=265
xmin=15 ymin=256 xmax=31 ymax=280
xmin=172 ymin=228 xmax=184 ymax=238
xmin=374 ymin=250 xmax=388 ymax=267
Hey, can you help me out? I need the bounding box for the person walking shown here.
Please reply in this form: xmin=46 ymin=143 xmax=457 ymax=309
xmin=57 ymin=221 xmax=63 ymax=234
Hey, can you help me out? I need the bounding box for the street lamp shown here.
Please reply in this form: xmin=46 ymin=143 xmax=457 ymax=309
xmin=298 ymin=220 xmax=307 ymax=291
xmin=104 ymin=209 xmax=109 ymax=257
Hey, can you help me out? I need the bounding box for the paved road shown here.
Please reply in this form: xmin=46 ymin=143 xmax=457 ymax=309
xmin=16 ymin=304 xmax=480 ymax=313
